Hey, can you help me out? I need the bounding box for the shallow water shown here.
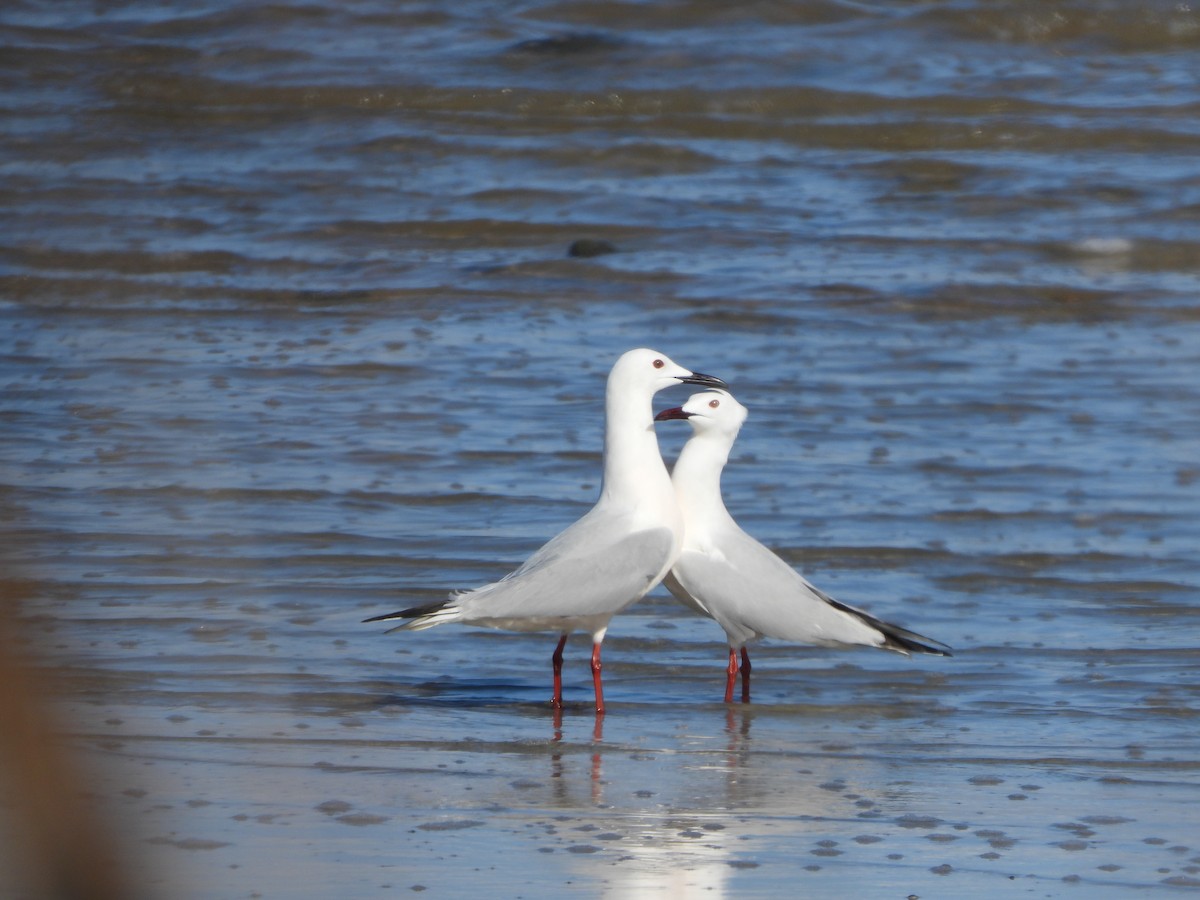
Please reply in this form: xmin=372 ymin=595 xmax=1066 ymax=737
xmin=2 ymin=0 xmax=1199 ymax=896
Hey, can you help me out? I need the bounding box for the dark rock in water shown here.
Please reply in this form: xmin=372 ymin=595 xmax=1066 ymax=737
xmin=568 ymin=239 xmax=617 ymax=258
xmin=512 ymin=33 xmax=620 ymax=55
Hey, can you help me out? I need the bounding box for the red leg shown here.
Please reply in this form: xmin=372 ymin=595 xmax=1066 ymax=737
xmin=724 ymin=647 xmax=738 ymax=704
xmin=740 ymin=647 xmax=752 ymax=703
xmin=551 ymin=634 xmax=567 ymax=709
xmin=590 ymin=642 xmax=605 ymax=715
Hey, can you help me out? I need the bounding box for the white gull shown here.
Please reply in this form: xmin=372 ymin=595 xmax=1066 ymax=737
xmin=365 ymin=348 xmax=727 ymax=714
xmin=655 ymin=389 xmax=950 ymax=703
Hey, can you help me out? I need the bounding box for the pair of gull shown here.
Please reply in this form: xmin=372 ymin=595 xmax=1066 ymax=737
xmin=365 ymin=348 xmax=950 ymax=712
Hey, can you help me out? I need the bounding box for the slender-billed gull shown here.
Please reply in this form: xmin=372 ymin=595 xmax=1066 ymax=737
xmin=364 ymin=349 xmax=727 ymax=714
xmin=655 ymin=389 xmax=950 ymax=703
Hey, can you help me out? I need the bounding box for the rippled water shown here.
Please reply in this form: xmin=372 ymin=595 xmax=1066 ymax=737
xmin=3 ymin=1 xmax=1199 ymax=897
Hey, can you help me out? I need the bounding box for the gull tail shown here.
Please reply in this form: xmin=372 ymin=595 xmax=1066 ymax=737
xmin=819 ymin=589 xmax=953 ymax=657
xmin=362 ymin=598 xmax=462 ymax=633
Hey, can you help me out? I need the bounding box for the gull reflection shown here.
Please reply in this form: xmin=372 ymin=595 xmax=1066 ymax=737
xmin=547 ymin=702 xmax=912 ymax=898
xmin=538 ymin=709 xmax=756 ymax=899
xmin=549 ymin=709 xmax=605 ymax=805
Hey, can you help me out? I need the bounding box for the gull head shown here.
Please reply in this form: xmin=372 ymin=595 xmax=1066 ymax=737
xmin=608 ymin=348 xmax=728 ymax=399
xmin=654 ymin=388 xmax=748 ymax=438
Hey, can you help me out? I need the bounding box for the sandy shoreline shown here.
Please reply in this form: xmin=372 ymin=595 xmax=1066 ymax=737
xmin=4 ymin=617 xmax=1197 ymax=898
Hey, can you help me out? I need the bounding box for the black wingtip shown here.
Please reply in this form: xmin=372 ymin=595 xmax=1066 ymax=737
xmin=362 ymin=601 xmax=447 ymax=625
xmin=887 ymin=632 xmax=954 ymax=657
xmin=362 ymin=610 xmax=403 ymax=624
xmin=817 ymin=588 xmax=952 ymax=657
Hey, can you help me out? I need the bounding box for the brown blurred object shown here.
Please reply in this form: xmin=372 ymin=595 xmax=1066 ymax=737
xmin=0 ymin=580 xmax=138 ymax=900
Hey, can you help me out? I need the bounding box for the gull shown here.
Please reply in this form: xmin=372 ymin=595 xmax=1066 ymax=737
xmin=364 ymin=348 xmax=727 ymax=714
xmin=655 ymin=389 xmax=951 ymax=703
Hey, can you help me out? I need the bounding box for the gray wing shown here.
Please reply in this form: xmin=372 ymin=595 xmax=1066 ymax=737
xmin=671 ymin=527 xmax=888 ymax=649
xmin=456 ymin=508 xmax=675 ymax=622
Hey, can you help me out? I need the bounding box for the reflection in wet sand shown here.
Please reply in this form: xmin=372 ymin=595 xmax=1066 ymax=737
xmin=550 ymin=708 xmax=605 ymax=805
xmin=2 ymin=644 xmax=1194 ymax=899
xmin=551 ymin=711 xmax=743 ymax=899
xmin=552 ymin=703 xmax=939 ymax=898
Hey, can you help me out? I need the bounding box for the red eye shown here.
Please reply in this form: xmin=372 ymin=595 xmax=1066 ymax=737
xmin=652 ymin=359 xmax=664 ymax=369
xmin=709 ymin=399 xmax=720 ymax=408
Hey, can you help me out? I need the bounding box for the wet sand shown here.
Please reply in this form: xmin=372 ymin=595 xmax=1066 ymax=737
xmin=3 ymin=602 xmax=1198 ymax=897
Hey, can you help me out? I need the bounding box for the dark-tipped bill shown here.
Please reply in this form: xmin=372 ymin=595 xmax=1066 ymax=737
xmin=654 ymin=406 xmax=691 ymax=422
xmin=679 ymin=371 xmax=728 ymax=389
